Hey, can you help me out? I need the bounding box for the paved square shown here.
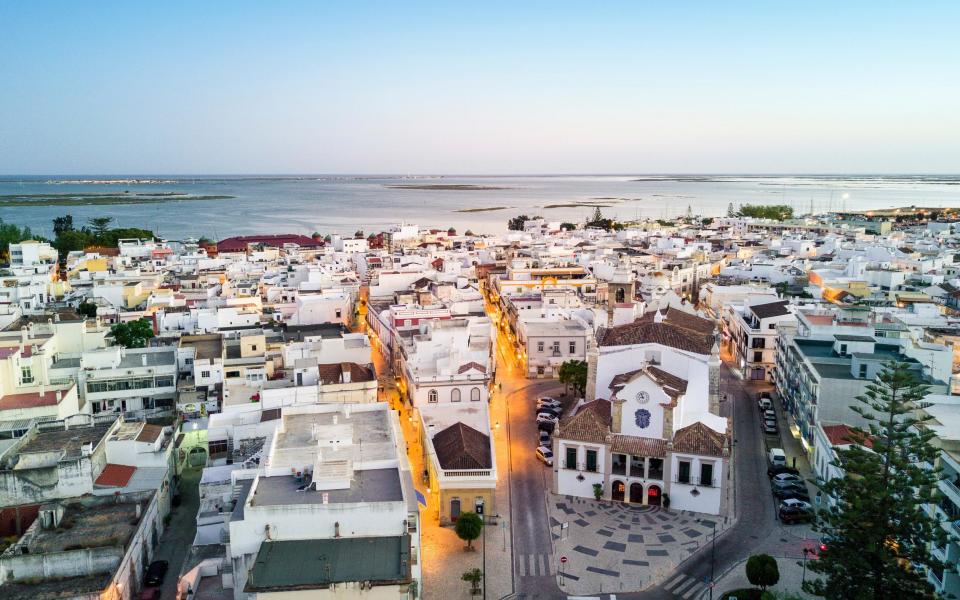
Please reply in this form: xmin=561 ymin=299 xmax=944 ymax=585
xmin=549 ymin=493 xmax=731 ymax=595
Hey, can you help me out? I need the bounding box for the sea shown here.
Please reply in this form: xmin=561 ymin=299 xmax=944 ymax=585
xmin=1 ymin=174 xmax=959 ymax=240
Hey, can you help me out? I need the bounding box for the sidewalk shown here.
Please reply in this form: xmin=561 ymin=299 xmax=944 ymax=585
xmin=369 ymin=329 xmax=514 ymax=600
xmin=708 ymin=555 xmax=821 ymax=599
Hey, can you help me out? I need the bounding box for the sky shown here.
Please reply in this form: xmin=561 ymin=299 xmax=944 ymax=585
xmin=1 ymin=1 xmax=958 ymax=175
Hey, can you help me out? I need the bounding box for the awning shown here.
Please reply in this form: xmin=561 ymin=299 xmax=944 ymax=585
xmin=415 ymin=490 xmax=427 ymax=507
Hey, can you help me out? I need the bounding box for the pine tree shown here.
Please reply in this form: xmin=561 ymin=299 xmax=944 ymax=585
xmin=805 ymin=362 xmax=949 ymax=600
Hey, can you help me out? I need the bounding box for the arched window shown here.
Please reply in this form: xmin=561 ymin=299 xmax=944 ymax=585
xmin=615 ymin=288 xmax=625 ymax=303
xmin=428 ymin=389 xmax=438 ymax=403
xmin=470 ymin=387 xmax=481 ymax=402
xmin=451 ymin=388 xmax=461 ymax=402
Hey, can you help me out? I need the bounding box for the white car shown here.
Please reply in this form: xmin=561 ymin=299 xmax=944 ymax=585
xmin=536 ymin=446 xmax=554 ymax=466
xmin=780 ymin=498 xmax=812 ymax=511
xmin=536 ymin=414 xmax=559 ymax=424
xmin=537 ymin=398 xmax=562 ymax=410
xmin=772 ymin=473 xmax=802 ymax=484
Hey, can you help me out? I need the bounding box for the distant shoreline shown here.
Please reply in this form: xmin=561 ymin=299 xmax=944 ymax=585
xmin=384 ymin=184 xmax=513 ymax=191
xmin=0 ymin=193 xmax=234 ymax=207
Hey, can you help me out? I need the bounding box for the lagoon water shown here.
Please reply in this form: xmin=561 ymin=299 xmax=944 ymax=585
xmin=1 ymin=174 xmax=959 ymax=239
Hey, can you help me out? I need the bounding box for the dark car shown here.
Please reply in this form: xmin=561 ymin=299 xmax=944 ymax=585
xmin=537 ymin=420 xmax=555 ymax=434
xmin=778 ymin=506 xmax=813 ymax=524
xmin=774 ymin=484 xmax=810 ymax=501
xmin=145 ymin=560 xmax=169 ymax=587
xmin=763 ymin=421 xmax=779 ymax=435
xmin=536 ymin=406 xmax=563 ymax=418
xmin=768 ymin=464 xmax=800 ymax=478
xmin=538 ymin=430 xmax=551 ymax=446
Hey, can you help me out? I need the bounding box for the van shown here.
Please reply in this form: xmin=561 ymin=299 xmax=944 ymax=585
xmin=769 ymin=448 xmax=786 ymax=467
xmin=758 ymin=397 xmax=773 ymax=411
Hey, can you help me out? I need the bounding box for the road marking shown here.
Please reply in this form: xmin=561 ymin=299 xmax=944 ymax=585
xmin=681 ymin=582 xmax=706 ymax=599
xmin=518 ymin=554 xmax=526 ymax=577
xmin=664 ymin=573 xmax=687 ymax=590
xmin=673 ymin=577 xmax=699 ymax=595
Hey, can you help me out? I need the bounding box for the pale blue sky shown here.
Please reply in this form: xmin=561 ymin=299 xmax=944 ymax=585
xmin=1 ymin=1 xmax=958 ymax=174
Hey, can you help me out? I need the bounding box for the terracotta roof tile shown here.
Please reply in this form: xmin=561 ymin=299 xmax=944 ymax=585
xmin=135 ymin=424 xmax=163 ymax=443
xmin=317 ymin=362 xmax=376 ymax=385
xmin=598 ymin=308 xmax=716 ymax=355
xmin=610 ymin=435 xmax=667 ymax=458
xmin=822 ymin=424 xmax=872 ymax=448
xmin=95 ymin=464 xmax=137 ymax=488
xmin=672 ymin=422 xmax=727 ymax=457
xmin=457 ymin=361 xmax=487 ymax=374
xmin=433 ymin=422 xmax=491 ymax=469
xmin=558 ymin=400 xmax=611 ymax=444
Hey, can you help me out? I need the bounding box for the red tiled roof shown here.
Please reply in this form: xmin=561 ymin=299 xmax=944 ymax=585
xmin=216 ymin=235 xmax=323 ymax=252
xmin=598 ymin=307 xmax=716 ymax=355
xmin=672 ymin=422 xmax=727 ymax=457
xmin=95 ymin=464 xmax=137 ymax=488
xmin=136 ymin=424 xmax=164 ymax=443
xmin=822 ymin=424 xmax=872 ymax=448
xmin=317 ymin=362 xmax=376 ymax=385
xmin=558 ymin=399 xmax=612 ymax=444
xmin=457 ymin=361 xmax=487 ymax=374
xmin=433 ymin=422 xmax=492 ymax=469
xmin=0 ymin=389 xmax=62 ymax=410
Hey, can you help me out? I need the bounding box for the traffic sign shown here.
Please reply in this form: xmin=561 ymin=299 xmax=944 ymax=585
xmin=560 ymin=556 xmax=568 ymax=564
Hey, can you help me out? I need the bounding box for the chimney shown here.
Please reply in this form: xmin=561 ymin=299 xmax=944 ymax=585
xmin=39 ymin=384 xmax=46 ymax=398
xmin=341 ymin=364 xmax=351 ymax=384
xmin=20 ymin=326 xmax=28 ymax=344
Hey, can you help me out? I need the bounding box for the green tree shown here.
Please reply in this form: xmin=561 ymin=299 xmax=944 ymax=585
xmin=558 ymin=360 xmax=588 ymax=396
xmin=805 ymin=362 xmax=948 ymax=600
xmin=77 ymin=301 xmax=98 ymax=319
xmin=507 ymin=214 xmax=531 ymax=231
xmin=110 ymin=319 xmax=155 ymax=348
xmin=745 ymin=554 xmax=779 ymax=591
xmin=560 ymin=222 xmax=577 ymax=231
xmin=87 ymin=216 xmax=114 ymax=237
xmin=738 ymin=204 xmax=794 ymax=221
xmin=52 ymin=214 xmax=74 ymax=237
xmin=454 ymin=511 xmax=483 ymax=550
xmin=0 ymin=219 xmax=41 ymax=260
xmin=727 ymin=202 xmax=736 ymax=217
xmin=461 ymin=568 xmax=483 ymax=595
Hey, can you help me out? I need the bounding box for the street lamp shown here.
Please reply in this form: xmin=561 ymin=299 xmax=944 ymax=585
xmin=697 ymin=518 xmax=717 ymax=600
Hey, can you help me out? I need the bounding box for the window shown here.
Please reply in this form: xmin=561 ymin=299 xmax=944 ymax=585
xmin=537 ymin=341 xmax=544 ymax=352
xmin=251 ymin=345 xmax=257 ymax=351
xmin=700 ymin=463 xmax=714 ymax=487
xmin=646 ymin=350 xmax=661 ymax=365
xmin=208 ymin=440 xmax=229 ymax=456
xmin=565 ymin=447 xmax=578 ymax=470
xmin=630 ymin=456 xmax=645 ymax=478
xmin=612 ymin=453 xmax=627 ymax=475
xmin=751 ymin=338 xmax=765 ymax=349
xmin=428 ymin=389 xmax=438 ymax=403
xmin=677 ymin=460 xmax=691 ymax=484
xmin=859 ymin=364 xmax=868 ymax=378
xmin=155 ymin=376 xmax=174 ymax=388
xmin=20 ymin=366 xmax=34 ymax=385
xmin=451 ymin=388 xmax=461 ymax=402
xmin=335 ymin=309 xmax=342 ymax=319
xmin=569 ymin=341 xmax=576 ymax=354
xmin=585 ymin=449 xmax=598 ymax=472
xmin=201 ymin=370 xmax=211 ymax=379
xmin=840 ymin=344 xmax=848 ymax=355
xmin=753 ymin=351 xmax=763 ymax=363
xmin=470 ymin=387 xmax=481 ymax=401
xmin=552 ymin=341 xmax=560 ymax=354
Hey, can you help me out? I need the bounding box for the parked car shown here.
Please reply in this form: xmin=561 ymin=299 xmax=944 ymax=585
xmin=536 ymin=446 xmax=554 ymax=466
xmin=767 ymin=464 xmax=799 ymax=478
xmin=762 ymin=409 xmax=776 ymax=421
xmin=772 ymin=478 xmax=805 ymax=490
xmin=763 ymin=420 xmax=779 ymax=435
xmin=537 ymin=414 xmax=559 ymax=425
xmin=538 ymin=430 xmax=551 ymax=446
xmin=758 ymin=394 xmax=773 ymax=411
xmin=145 ymin=560 xmax=169 ymax=587
xmin=780 ymin=498 xmax=813 ymax=511
xmin=779 ymin=506 xmax=814 ymax=524
xmin=772 ymin=473 xmax=802 ymax=484
xmin=537 ymin=420 xmax=555 ymax=434
xmin=774 ymin=484 xmax=810 ymax=501
xmin=537 ymin=398 xmax=562 ymax=409
xmin=537 ymin=406 xmax=563 ymax=418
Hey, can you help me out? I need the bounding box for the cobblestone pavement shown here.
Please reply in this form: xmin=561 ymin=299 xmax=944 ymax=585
xmin=549 ymin=495 xmax=732 ymax=598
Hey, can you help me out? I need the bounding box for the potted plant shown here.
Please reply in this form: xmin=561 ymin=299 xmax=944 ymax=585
xmin=461 ymin=568 xmax=483 ymax=596
xmin=592 ymin=483 xmax=604 ymax=501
